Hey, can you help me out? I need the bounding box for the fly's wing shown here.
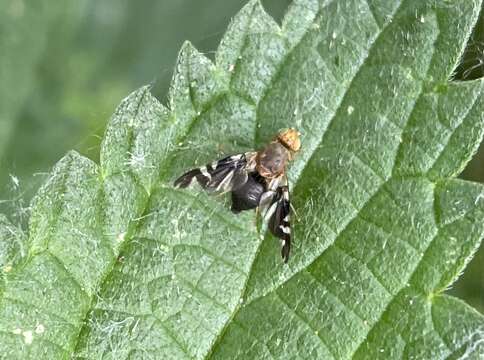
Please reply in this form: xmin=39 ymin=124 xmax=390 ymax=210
xmin=261 ymin=178 xmax=291 ymax=263
xmin=174 ymin=152 xmax=256 ymax=193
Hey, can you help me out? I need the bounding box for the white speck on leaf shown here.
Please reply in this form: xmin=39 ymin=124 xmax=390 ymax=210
xmin=12 ymin=328 xmax=22 ymax=335
xmin=117 ymin=232 xmax=126 ymax=243
xmin=35 ymin=324 xmax=45 ymax=334
xmin=347 ymin=106 xmax=354 ymax=115
xmin=125 ymin=151 xmax=147 ymax=169
xmin=22 ymin=330 xmax=33 ymax=345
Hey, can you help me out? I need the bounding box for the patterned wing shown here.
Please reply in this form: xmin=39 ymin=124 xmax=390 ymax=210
xmin=174 ymin=152 xmax=256 ymax=193
xmin=261 ymin=178 xmax=291 ymax=263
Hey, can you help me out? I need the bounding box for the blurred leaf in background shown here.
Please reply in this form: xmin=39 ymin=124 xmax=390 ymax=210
xmin=0 ymin=0 xmax=99 ymax=217
xmin=0 ymin=0 xmax=88 ymax=192
xmin=0 ymin=0 xmax=483 ymax=317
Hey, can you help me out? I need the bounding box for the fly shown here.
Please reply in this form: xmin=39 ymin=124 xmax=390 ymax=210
xmin=174 ymin=128 xmax=301 ymax=263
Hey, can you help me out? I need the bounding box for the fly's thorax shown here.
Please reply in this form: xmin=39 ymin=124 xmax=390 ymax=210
xmin=256 ymin=142 xmax=290 ymax=178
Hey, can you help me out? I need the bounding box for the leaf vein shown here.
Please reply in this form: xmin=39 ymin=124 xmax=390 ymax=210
xmin=274 ymin=291 xmax=337 ymax=359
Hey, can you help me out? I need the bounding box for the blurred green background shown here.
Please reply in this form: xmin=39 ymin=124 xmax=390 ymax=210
xmin=0 ymin=0 xmax=483 ymax=312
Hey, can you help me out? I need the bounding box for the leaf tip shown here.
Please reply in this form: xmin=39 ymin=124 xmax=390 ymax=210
xmin=179 ymin=40 xmax=197 ymax=57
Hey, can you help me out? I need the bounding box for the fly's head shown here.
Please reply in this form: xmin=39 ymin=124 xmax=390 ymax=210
xmin=276 ymin=128 xmax=301 ymax=160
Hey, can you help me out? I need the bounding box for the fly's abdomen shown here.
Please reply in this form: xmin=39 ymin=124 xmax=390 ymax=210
xmin=231 ymin=173 xmax=266 ymax=213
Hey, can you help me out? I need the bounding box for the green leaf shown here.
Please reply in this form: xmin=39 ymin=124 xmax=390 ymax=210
xmin=1 ymin=0 xmax=484 ymax=358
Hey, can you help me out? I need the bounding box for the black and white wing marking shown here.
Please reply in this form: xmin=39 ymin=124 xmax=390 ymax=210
xmin=262 ymin=179 xmax=291 ymax=263
xmin=174 ymin=152 xmax=256 ymax=193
